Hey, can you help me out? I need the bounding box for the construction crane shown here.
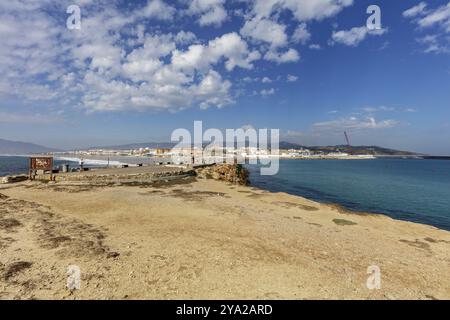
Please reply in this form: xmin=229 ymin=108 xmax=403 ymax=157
xmin=344 ymin=131 xmax=351 ymax=146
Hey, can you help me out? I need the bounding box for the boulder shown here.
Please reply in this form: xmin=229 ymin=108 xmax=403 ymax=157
xmin=1 ymin=175 xmax=28 ymax=184
xmin=195 ymin=164 xmax=249 ymax=185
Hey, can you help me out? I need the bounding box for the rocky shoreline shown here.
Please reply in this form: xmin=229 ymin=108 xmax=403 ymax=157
xmin=1 ymin=164 xmax=450 ymax=299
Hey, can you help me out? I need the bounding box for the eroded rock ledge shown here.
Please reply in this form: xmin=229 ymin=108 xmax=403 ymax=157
xmin=195 ymin=164 xmax=249 ymax=185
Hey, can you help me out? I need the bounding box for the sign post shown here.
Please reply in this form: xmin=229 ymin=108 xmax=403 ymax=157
xmin=29 ymin=157 xmax=54 ymax=181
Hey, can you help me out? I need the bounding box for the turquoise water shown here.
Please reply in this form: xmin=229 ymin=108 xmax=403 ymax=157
xmin=248 ymin=159 xmax=450 ymax=231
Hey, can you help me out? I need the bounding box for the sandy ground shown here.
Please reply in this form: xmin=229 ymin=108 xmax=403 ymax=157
xmin=1 ymin=177 xmax=450 ymax=300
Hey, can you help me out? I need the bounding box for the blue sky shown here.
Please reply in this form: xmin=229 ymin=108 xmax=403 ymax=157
xmin=0 ymin=0 xmax=449 ymax=154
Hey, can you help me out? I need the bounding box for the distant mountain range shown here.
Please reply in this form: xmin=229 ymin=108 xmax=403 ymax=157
xmin=0 ymin=139 xmax=60 ymax=155
xmin=278 ymin=141 xmax=422 ymax=156
xmin=88 ymin=142 xmax=176 ymax=150
xmin=0 ymin=138 xmax=422 ymax=156
xmin=91 ymin=141 xmax=421 ymax=156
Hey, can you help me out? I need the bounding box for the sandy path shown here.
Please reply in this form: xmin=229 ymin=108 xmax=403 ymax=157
xmin=1 ymin=178 xmax=450 ymax=299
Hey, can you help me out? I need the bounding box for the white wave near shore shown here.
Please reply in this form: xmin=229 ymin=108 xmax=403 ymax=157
xmin=54 ymin=157 xmax=126 ymax=167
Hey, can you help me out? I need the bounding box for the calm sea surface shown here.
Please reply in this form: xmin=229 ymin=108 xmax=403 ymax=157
xmin=248 ymin=158 xmax=450 ymax=231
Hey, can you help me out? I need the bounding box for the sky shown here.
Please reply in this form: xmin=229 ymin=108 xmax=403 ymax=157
xmin=0 ymin=0 xmax=449 ymax=154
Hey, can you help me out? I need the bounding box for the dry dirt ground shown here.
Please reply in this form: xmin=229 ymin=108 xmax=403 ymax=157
xmin=1 ymin=177 xmax=450 ymax=300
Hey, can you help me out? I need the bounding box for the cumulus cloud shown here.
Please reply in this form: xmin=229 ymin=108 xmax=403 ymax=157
xmin=286 ymin=74 xmax=298 ymax=82
xmin=187 ymin=0 xmax=228 ymax=26
xmin=292 ymin=23 xmax=311 ymax=44
xmin=0 ymin=0 xmax=354 ymax=114
xmin=240 ymin=17 xmax=288 ymax=48
xmin=240 ymin=0 xmax=352 ymax=63
xmin=171 ymin=32 xmax=260 ymax=72
xmin=140 ymin=0 xmax=176 ymax=21
xmin=251 ymin=0 xmax=353 ymax=22
xmin=264 ymin=48 xmax=300 ymax=63
xmin=331 ymin=26 xmax=387 ymax=47
xmin=0 ymin=1 xmax=264 ymax=113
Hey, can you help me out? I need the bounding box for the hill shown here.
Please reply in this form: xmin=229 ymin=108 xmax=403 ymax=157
xmin=0 ymin=138 xmax=60 ymax=155
xmin=88 ymin=140 xmax=420 ymax=156
xmin=279 ymin=142 xmax=422 ymax=156
xmin=88 ymin=142 xmax=176 ymax=150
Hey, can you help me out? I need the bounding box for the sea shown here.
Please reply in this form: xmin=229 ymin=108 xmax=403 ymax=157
xmin=0 ymin=155 xmax=95 ymax=177
xmin=247 ymin=158 xmax=450 ymax=231
xmin=1 ymin=155 xmax=450 ymax=231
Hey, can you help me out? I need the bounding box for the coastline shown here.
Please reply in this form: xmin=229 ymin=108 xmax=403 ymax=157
xmin=1 ymin=169 xmax=450 ymax=299
xmin=2 ymin=155 xmax=449 ymax=231
xmin=249 ymin=179 xmax=450 ymax=232
xmin=251 ymin=181 xmax=447 ymax=233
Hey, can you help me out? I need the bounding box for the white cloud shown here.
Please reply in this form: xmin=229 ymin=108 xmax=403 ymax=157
xmin=242 ymin=76 xmax=259 ymax=82
xmin=404 ymin=2 xmax=450 ymax=54
xmin=286 ymin=74 xmax=298 ymax=82
xmin=172 ymin=32 xmax=260 ymax=72
xmin=417 ymin=34 xmax=449 ymax=53
xmin=260 ymin=88 xmax=275 ymax=96
xmin=251 ymin=0 xmax=353 ymax=22
xmin=416 ymin=3 xmax=450 ymax=29
xmin=261 ymin=77 xmax=272 ymax=83
xmin=402 ymin=2 xmax=427 ymax=18
xmin=0 ymin=2 xmax=258 ymax=113
xmin=361 ymin=106 xmax=418 ymax=114
xmin=0 ymin=0 xmax=353 ymax=114
xmin=264 ymin=48 xmax=300 ymax=63
xmin=313 ymin=116 xmax=399 ymax=131
xmin=240 ymin=17 xmax=288 ymax=48
xmin=188 ymin=0 xmax=228 ymax=26
xmin=292 ymin=23 xmax=311 ymax=44
xmin=140 ymin=0 xmax=176 ymax=21
xmin=174 ymin=31 xmax=197 ymax=45
xmin=309 ymin=44 xmax=321 ymax=50
xmin=241 ymin=124 xmax=255 ymax=131
xmin=331 ymin=26 xmax=387 ymax=47
xmin=240 ymin=0 xmax=352 ymax=60
xmin=362 ymin=106 xmax=397 ymax=113
xmin=196 ymin=70 xmax=233 ymax=109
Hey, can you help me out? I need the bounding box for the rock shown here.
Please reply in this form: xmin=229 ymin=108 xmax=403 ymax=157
xmin=1 ymin=175 xmax=28 ymax=184
xmin=106 ymin=252 xmax=120 ymax=259
xmin=195 ymin=164 xmax=249 ymax=185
